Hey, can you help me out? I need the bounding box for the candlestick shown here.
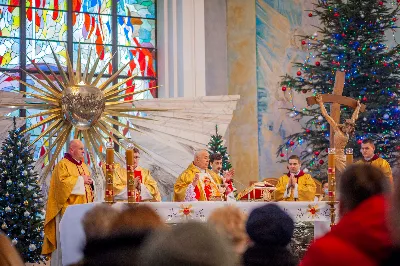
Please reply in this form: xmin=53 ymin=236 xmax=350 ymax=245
xmin=327 ymin=148 xmax=337 ymax=227
xmin=126 ymin=143 xmax=136 ymax=203
xmin=105 ymin=139 xmax=114 ymax=203
xmin=345 ymin=148 xmax=353 ymax=166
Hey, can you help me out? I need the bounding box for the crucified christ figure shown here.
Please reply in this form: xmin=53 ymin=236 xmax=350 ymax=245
xmin=315 ymin=94 xmax=362 ymax=173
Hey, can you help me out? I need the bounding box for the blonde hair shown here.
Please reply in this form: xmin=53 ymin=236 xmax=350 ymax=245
xmin=82 ymin=204 xmax=120 ymax=240
xmin=208 ymin=205 xmax=249 ymax=254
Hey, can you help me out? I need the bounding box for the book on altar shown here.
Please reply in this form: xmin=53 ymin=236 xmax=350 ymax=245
xmin=254 ymin=181 xmax=276 ymax=189
xmin=114 ymin=184 xmax=153 ymax=201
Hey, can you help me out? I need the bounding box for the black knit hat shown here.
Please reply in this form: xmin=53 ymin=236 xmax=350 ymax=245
xmin=246 ymin=204 xmax=294 ymax=246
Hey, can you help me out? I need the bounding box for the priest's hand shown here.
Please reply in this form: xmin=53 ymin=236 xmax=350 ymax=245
xmin=315 ymin=94 xmax=323 ymax=104
xmin=223 ymin=169 xmax=234 ymax=182
xmin=83 ymin=175 xmax=93 ymax=185
xmin=134 ymin=177 xmax=141 ymax=190
xmin=192 ymin=174 xmax=200 ymax=187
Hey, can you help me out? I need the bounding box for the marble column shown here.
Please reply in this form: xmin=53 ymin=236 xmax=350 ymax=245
xmin=227 ymin=0 xmax=259 ymax=190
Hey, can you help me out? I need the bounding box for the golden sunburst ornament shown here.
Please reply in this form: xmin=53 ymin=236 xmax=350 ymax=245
xmin=0 ymin=44 xmax=159 ymax=180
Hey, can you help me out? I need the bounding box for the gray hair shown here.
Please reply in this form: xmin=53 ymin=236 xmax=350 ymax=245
xmin=194 ymin=149 xmax=208 ymax=161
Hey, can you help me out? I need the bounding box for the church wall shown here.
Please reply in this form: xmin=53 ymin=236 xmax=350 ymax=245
xmin=256 ymin=0 xmax=317 ymax=179
xmin=226 ymin=0 xmax=259 ymax=190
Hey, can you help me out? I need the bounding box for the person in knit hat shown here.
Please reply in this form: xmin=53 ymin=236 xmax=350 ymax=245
xmin=243 ymin=204 xmax=297 ymax=266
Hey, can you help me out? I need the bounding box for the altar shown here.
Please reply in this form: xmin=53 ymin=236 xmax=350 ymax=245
xmin=60 ymin=201 xmax=334 ymax=266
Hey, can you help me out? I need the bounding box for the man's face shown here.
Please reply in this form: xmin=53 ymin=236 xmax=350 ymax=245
xmin=133 ymin=152 xmax=140 ymax=169
xmin=195 ymin=151 xmax=209 ymax=170
xmin=361 ymin=143 xmax=375 ymax=159
xmin=288 ymin=159 xmax=300 ymax=173
xmin=70 ymin=141 xmax=85 ymax=161
xmin=211 ymin=159 xmax=223 ymax=173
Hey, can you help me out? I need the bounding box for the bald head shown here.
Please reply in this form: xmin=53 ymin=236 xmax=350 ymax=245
xmin=194 ymin=150 xmax=209 ymax=170
xmin=69 ymin=139 xmax=85 ymax=162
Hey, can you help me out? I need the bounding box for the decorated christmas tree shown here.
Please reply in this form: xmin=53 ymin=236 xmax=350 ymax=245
xmin=0 ymin=118 xmax=45 ymax=263
xmin=278 ymin=0 xmax=400 ymax=179
xmin=208 ymin=125 xmax=232 ymax=173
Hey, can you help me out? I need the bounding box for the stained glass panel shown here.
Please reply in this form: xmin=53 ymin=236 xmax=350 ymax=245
xmin=117 ymin=17 xmax=155 ymax=48
xmin=0 ymin=5 xmax=19 ymax=37
xmin=72 ymin=0 xmax=111 ymax=14
xmin=0 ymin=71 xmax=19 ymax=91
xmin=26 ymin=0 xmax=67 ymax=10
xmin=73 ymin=43 xmax=113 ymax=75
xmin=118 ymin=46 xmax=156 ymax=77
xmin=26 ymin=9 xmax=67 ymax=41
xmin=0 ymin=37 xmax=19 ymax=68
xmin=73 ymin=13 xmax=112 ymax=45
xmin=0 ymin=1 xmax=19 ymax=6
xmin=117 ymin=0 xmax=155 ymax=19
xmin=26 ymin=40 xmax=67 ymax=66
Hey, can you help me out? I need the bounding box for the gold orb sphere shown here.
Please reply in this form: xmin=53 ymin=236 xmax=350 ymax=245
xmin=61 ymin=84 xmax=105 ymax=130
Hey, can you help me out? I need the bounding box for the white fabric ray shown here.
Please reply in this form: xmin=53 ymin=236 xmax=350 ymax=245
xmin=128 ymin=95 xmax=240 ymax=199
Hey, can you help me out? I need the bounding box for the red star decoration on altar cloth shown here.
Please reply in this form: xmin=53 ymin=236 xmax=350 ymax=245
xmin=307 ymin=204 xmax=320 ymax=218
xmin=179 ymin=204 xmax=193 ymax=217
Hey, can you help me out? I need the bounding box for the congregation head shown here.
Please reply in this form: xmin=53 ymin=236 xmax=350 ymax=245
xmin=338 ymin=164 xmax=390 ymax=215
xmin=139 ymin=222 xmax=236 ymax=266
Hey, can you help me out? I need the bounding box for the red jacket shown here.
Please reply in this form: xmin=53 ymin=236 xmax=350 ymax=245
xmin=301 ymin=195 xmax=392 ymax=266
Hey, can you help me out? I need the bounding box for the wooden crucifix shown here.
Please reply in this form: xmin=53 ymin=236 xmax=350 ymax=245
xmin=306 ymin=71 xmax=366 ymax=148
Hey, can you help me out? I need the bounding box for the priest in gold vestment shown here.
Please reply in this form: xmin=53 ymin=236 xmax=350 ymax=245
xmin=102 ymin=147 xmax=161 ymax=201
xmin=174 ymin=150 xmax=233 ymax=201
xmin=357 ymin=138 xmax=393 ymax=183
xmin=42 ymin=140 xmax=94 ymax=257
xmin=275 ymin=155 xmax=316 ymax=201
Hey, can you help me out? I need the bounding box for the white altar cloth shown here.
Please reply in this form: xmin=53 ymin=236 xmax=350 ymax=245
xmin=60 ymin=201 xmax=333 ymax=266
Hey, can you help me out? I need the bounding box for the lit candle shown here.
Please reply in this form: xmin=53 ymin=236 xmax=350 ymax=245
xmin=345 ymin=148 xmax=353 ymax=166
xmin=105 ymin=139 xmax=114 ymax=203
xmin=126 ymin=144 xmax=135 ymax=203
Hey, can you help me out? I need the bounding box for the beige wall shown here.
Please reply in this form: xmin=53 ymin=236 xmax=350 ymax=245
xmin=227 ymin=0 xmax=259 ymax=191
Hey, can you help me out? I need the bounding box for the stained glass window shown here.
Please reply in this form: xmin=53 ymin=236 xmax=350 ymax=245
xmin=0 ymin=0 xmax=157 ymax=159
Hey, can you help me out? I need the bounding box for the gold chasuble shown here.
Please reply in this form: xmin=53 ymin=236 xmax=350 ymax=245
xmin=102 ymin=163 xmax=161 ymax=202
xmin=174 ymin=163 xmax=223 ymax=202
xmin=357 ymin=155 xmax=393 ymax=183
xmin=275 ymin=171 xmax=316 ymax=201
xmin=42 ymin=154 xmax=94 ymax=256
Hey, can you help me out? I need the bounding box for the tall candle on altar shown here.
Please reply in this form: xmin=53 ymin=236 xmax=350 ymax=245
xmin=126 ymin=143 xmax=136 ymax=203
xmin=105 ymin=139 xmax=114 ymax=203
xmin=327 ymin=148 xmax=336 ymax=227
xmin=345 ymin=148 xmax=353 ymax=166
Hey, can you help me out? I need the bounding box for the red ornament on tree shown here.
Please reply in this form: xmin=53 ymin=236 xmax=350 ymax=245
xmin=282 ymin=86 xmax=287 ymax=91
xmin=362 ymin=96 xmax=367 ymax=101
xmin=393 ymin=18 xmax=397 ymax=22
xmin=302 ymin=89 xmax=307 ymax=94
xmin=301 ymin=40 xmax=306 ymax=45
xmin=334 ymin=12 xmax=339 ymax=17
xmin=378 ymin=1 xmax=383 ymax=6
xmin=280 ymin=153 xmax=285 ymax=157
xmin=383 ymin=62 xmax=388 ymax=67
xmin=289 ymin=141 xmax=295 ymax=146
xmin=341 ymin=33 xmax=346 ymax=37
xmin=357 ymin=139 xmax=363 ymax=145
xmin=315 ymin=61 xmax=321 ymax=66
xmin=319 ymin=159 xmax=324 ymax=165
xmin=314 ymin=151 xmax=320 ymax=156
xmin=297 ymin=71 xmax=302 ymax=76
xmin=308 ymin=12 xmax=313 ymax=17
xmin=306 ymin=129 xmax=311 ymax=133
